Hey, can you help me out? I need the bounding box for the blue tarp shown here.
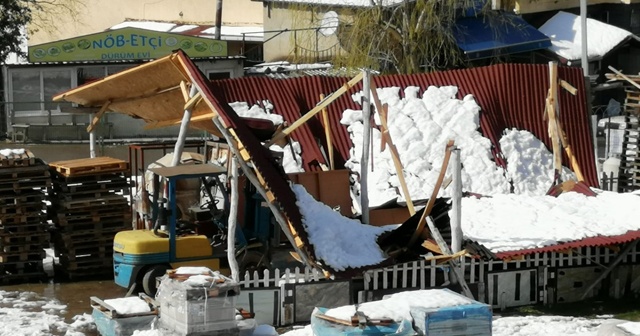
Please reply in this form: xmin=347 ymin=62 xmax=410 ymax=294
xmin=453 ymin=14 xmax=551 ymax=60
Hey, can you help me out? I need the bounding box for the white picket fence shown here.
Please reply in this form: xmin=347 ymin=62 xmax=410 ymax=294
xmin=240 ymin=266 xmax=324 ymax=289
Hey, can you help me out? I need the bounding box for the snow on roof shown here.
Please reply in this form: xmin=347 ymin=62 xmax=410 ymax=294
xmin=539 ymin=11 xmax=635 ymax=61
xmin=263 ymin=0 xmax=404 ymax=7
xmin=109 ymin=21 xmax=263 ymax=42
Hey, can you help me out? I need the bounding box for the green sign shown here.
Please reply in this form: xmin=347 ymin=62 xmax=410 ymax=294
xmin=28 ymin=27 xmax=228 ymax=63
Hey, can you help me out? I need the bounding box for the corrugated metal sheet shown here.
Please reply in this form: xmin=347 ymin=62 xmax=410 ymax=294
xmin=214 ymin=63 xmax=598 ymax=186
xmin=493 ymin=230 xmax=640 ymax=259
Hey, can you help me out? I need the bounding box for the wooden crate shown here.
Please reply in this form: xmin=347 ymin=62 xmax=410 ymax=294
xmin=50 ymin=157 xmax=129 ymax=177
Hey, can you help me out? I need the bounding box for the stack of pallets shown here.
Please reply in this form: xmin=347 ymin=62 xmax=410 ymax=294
xmin=0 ymin=149 xmax=50 ymax=284
xmin=49 ymin=157 xmax=132 ymax=279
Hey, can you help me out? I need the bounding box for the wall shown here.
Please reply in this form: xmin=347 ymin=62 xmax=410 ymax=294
xmin=29 ymin=0 xmax=263 ymax=45
xmin=263 ymin=3 xmax=348 ymax=62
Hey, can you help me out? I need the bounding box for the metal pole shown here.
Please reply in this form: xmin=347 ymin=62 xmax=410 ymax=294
xmin=215 ymin=0 xmax=223 ymax=40
xmin=89 ymin=113 xmax=96 ymax=158
xmin=171 ymin=85 xmax=198 ymax=167
xmin=451 ymin=148 xmax=462 ymax=254
xmin=227 ymin=157 xmax=240 ymax=281
xmin=580 ymin=0 xmax=589 ymax=77
xmin=360 ymin=70 xmax=371 ymax=224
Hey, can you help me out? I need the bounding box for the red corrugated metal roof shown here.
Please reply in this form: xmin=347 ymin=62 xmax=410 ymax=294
xmin=211 ymin=63 xmax=598 ymax=186
xmin=494 ymin=230 xmax=640 ymax=259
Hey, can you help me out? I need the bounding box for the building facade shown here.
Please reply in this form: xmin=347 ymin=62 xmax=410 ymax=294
xmin=2 ymin=0 xmax=264 ymax=141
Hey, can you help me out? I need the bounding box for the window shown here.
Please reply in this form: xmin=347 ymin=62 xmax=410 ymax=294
xmin=9 ymin=68 xmax=73 ymax=114
xmin=78 ymin=66 xmax=107 ymax=86
xmin=208 ymin=71 xmax=232 ymax=80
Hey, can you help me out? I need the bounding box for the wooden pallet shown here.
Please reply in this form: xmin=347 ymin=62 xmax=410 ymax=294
xmin=52 ymin=180 xmax=130 ymax=194
xmin=0 ymin=179 xmax=51 ymax=194
xmin=53 ymin=228 xmax=121 ymax=243
xmin=0 ymin=260 xmax=43 ymax=273
xmin=0 ymin=251 xmax=45 ymax=263
xmin=0 ymin=272 xmax=47 ymax=284
xmin=0 ymin=165 xmax=50 ymax=182
xmin=0 ymin=150 xmax=36 ymax=168
xmin=60 ymin=254 xmax=113 ymax=271
xmin=56 ymin=245 xmax=113 ymax=261
xmin=0 ymin=214 xmax=44 ymax=225
xmin=55 ymin=219 xmax=129 ymax=232
xmin=53 ymin=234 xmax=114 ymax=250
xmin=1 ymin=243 xmax=47 ymax=254
xmin=52 ymin=172 xmax=130 ymax=185
xmin=55 ymin=189 xmax=130 ymax=202
xmin=0 ymin=222 xmax=46 ymax=234
xmin=54 ymin=206 xmax=130 ymax=220
xmin=0 ymin=232 xmax=49 ymax=245
xmin=50 ymin=157 xmax=129 ymax=177
xmin=52 ymin=194 xmax=129 ymax=210
xmin=0 ymin=193 xmax=45 ymax=207
xmin=0 ymin=204 xmax=44 ymax=215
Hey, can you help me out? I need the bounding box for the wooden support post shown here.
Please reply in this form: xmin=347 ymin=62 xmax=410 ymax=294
xmin=548 ymin=62 xmax=563 ymax=181
xmin=370 ymin=79 xmax=415 ymax=216
xmin=266 ymin=72 xmax=364 ymax=146
xmin=361 ymin=70 xmax=372 ymax=224
xmin=86 ymin=101 xmax=111 ymax=133
xmin=320 ymin=94 xmax=334 ymax=170
xmin=228 ymin=157 xmax=240 ymax=281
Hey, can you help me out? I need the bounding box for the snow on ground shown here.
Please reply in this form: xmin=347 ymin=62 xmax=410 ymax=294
xmin=280 ymin=315 xmax=618 ymax=336
xmin=293 ymin=184 xmax=397 ymax=270
xmin=0 ymin=290 xmax=95 ymax=336
xmin=620 ymin=322 xmax=640 ymax=335
xmin=539 ymin=11 xmax=633 ymax=61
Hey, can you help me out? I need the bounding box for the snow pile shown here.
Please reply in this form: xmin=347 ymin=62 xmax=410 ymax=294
xmin=462 ymin=190 xmax=640 ymax=252
xmin=493 ymin=315 xmax=607 ymax=336
xmin=0 ymin=148 xmax=26 ymax=156
xmin=132 ymin=330 xmax=162 ymax=336
xmin=0 ymin=290 xmax=95 ymax=336
xmin=104 ymin=297 xmax=151 ymax=315
xmin=343 ymin=85 xmax=510 ymax=206
xmin=500 ymin=128 xmax=575 ymax=195
xmin=539 ymin=11 xmax=633 ymax=61
xmin=229 ymin=101 xmax=283 ymax=125
xmin=229 ymin=100 xmax=304 ymax=173
xmin=619 ymin=322 xmax=640 ymax=335
xmin=325 ymin=289 xmax=475 ymax=322
xmin=175 ymin=266 xmax=213 ymax=274
xmin=293 ymin=184 xmax=397 ymax=270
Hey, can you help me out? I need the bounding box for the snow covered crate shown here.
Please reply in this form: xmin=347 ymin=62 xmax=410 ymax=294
xmin=156 ymin=268 xmax=241 ymax=336
xmin=412 ymin=290 xmax=491 ymax=336
xmin=90 ymin=295 xmax=158 ymax=336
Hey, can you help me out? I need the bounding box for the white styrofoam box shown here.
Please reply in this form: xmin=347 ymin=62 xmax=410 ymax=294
xmin=160 ymin=300 xmax=236 ymax=325
xmin=411 ymin=303 xmax=492 ymax=336
xmin=159 ymin=312 xmax=238 ymax=335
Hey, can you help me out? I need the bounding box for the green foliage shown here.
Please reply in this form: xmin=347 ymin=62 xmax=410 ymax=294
xmin=289 ymin=0 xmax=497 ymax=74
xmin=0 ymin=0 xmax=36 ymax=64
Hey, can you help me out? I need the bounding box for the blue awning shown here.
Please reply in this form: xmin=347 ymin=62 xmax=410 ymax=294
xmin=453 ymin=14 xmax=551 ymax=60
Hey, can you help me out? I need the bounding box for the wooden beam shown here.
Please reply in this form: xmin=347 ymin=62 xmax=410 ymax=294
xmin=370 ymin=79 xmax=415 ymax=216
xmin=581 ymin=240 xmax=639 ymax=300
xmin=266 ymin=72 xmax=364 ymax=146
xmin=86 ymin=101 xmax=111 ymax=133
xmin=180 ymin=80 xmax=190 ymax=102
xmin=559 ymin=80 xmax=577 ymax=95
xmin=183 ymin=91 xmax=202 ymax=111
xmin=409 ymin=140 xmax=455 ymax=246
xmin=608 ymin=66 xmax=640 ymax=91
xmin=144 ymin=112 xmax=217 ymax=130
xmin=320 ymin=94 xmax=334 ymax=170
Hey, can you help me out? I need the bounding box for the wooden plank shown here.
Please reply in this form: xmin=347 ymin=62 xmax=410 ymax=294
xmin=183 ymin=91 xmax=202 ymax=111
xmin=266 ymin=72 xmax=364 ymax=146
xmin=609 ymin=66 xmax=640 ymax=91
xmin=320 ymin=94 xmax=334 ymax=170
xmin=180 ymin=80 xmax=190 ymax=102
xmin=370 ymin=79 xmax=415 ymax=216
xmin=86 ymin=101 xmax=111 ymax=133
xmin=559 ymin=80 xmax=577 ymax=95
xmin=144 ymin=112 xmax=217 ymax=130
xmin=408 ymin=140 xmax=455 ymax=246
